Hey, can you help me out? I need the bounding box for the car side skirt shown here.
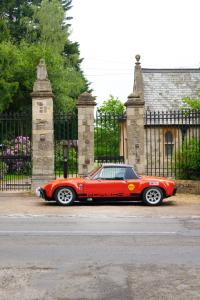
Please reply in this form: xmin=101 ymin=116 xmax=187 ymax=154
xmin=78 ymin=194 xmax=142 ymax=201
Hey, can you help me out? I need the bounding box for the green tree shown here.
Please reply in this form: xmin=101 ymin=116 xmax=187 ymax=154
xmin=182 ymin=95 xmax=200 ymax=109
xmin=95 ymin=96 xmax=125 ymax=162
xmin=34 ymin=0 xmax=67 ymax=53
xmin=0 ymin=41 xmax=87 ymax=113
xmin=0 ymin=0 xmax=41 ymax=43
xmin=61 ymin=0 xmax=73 ymax=25
xmin=0 ymin=0 xmax=72 ymax=43
xmin=0 ymin=42 xmax=19 ymax=111
xmin=0 ymin=19 xmax=10 ymax=42
xmin=0 ymin=0 xmax=90 ymax=113
xmin=98 ymin=95 xmax=125 ymax=114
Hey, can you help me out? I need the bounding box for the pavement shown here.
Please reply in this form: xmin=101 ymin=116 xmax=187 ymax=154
xmin=0 ymin=192 xmax=199 ymax=217
xmin=0 ymin=192 xmax=200 ymax=299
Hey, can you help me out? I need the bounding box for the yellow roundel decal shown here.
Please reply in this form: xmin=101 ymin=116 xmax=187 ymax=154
xmin=128 ymin=183 xmax=135 ymax=191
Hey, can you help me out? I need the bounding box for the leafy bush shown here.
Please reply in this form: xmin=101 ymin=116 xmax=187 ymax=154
xmin=176 ymin=138 xmax=200 ymax=179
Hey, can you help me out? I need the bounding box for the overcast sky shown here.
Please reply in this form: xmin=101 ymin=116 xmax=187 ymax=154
xmin=70 ymin=0 xmax=200 ymax=106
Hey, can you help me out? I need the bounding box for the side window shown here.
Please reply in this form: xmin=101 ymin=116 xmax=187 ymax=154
xmin=100 ymin=167 xmax=126 ymax=180
xmin=125 ymin=167 xmax=138 ymax=179
xmin=165 ymin=131 xmax=174 ymax=157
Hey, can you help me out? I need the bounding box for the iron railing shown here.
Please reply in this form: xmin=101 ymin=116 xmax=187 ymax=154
xmin=0 ymin=111 xmax=32 ymax=190
xmin=145 ymin=110 xmax=200 ymax=179
xmin=94 ymin=111 xmax=126 ymax=164
xmin=54 ymin=112 xmax=78 ymax=178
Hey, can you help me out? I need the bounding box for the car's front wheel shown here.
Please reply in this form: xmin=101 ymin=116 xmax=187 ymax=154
xmin=142 ymin=187 xmax=163 ymax=206
xmin=54 ymin=187 xmax=76 ymax=206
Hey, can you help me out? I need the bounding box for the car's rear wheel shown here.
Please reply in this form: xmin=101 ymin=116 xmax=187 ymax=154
xmin=54 ymin=187 xmax=76 ymax=206
xmin=142 ymin=187 xmax=163 ymax=206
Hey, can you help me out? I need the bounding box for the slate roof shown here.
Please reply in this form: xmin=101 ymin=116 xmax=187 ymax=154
xmin=142 ymin=68 xmax=200 ymax=111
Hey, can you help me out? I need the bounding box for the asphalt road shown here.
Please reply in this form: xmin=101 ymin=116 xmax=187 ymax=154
xmin=0 ymin=214 xmax=200 ymax=300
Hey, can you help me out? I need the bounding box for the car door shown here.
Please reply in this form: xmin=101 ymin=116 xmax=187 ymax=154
xmin=122 ymin=167 xmax=141 ymax=196
xmin=84 ymin=167 xmax=127 ymax=197
xmin=123 ymin=179 xmax=141 ymax=196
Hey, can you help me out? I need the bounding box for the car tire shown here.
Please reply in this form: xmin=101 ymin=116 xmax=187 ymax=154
xmin=54 ymin=187 xmax=76 ymax=206
xmin=142 ymin=187 xmax=163 ymax=206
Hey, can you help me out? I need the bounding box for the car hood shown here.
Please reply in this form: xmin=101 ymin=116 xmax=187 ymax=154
xmin=43 ymin=177 xmax=85 ymax=188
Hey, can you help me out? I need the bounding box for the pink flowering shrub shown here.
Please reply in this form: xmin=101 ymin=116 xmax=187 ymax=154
xmin=3 ymin=136 xmax=31 ymax=174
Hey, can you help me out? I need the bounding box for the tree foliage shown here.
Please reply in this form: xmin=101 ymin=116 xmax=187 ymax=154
xmin=0 ymin=0 xmax=90 ymax=113
xmin=0 ymin=0 xmax=72 ymax=43
xmin=0 ymin=0 xmax=41 ymax=43
xmin=34 ymin=0 xmax=67 ymax=53
xmin=182 ymin=95 xmax=200 ymax=109
xmin=0 ymin=42 xmax=19 ymax=111
xmin=98 ymin=95 xmax=125 ymax=114
xmin=95 ymin=96 xmax=125 ymax=162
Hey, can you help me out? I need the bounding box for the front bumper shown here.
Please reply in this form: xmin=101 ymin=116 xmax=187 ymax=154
xmin=36 ymin=187 xmax=46 ymax=200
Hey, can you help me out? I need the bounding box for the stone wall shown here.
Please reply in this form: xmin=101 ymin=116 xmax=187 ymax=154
xmin=176 ymin=180 xmax=200 ymax=195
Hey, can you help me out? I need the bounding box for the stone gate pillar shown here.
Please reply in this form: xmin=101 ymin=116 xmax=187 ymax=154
xmin=77 ymin=92 xmax=96 ymax=176
xmin=31 ymin=59 xmax=54 ymax=190
xmin=125 ymin=55 xmax=146 ymax=174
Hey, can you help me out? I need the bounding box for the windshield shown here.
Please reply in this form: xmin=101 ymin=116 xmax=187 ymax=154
xmin=86 ymin=166 xmax=101 ymax=179
xmin=85 ymin=166 xmax=139 ymax=180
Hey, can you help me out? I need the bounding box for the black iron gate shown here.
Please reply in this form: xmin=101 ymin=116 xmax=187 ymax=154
xmin=54 ymin=112 xmax=78 ymax=178
xmin=0 ymin=112 xmax=32 ymax=190
xmin=94 ymin=110 xmax=126 ymax=164
xmin=145 ymin=110 xmax=200 ymax=179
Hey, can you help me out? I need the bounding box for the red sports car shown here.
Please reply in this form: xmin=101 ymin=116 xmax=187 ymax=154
xmin=36 ymin=164 xmax=176 ymax=206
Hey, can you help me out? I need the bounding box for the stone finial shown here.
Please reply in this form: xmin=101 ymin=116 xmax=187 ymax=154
xmin=32 ymin=58 xmax=53 ymax=96
xmin=37 ymin=59 xmax=48 ymax=80
xmin=135 ymin=54 xmax=141 ymax=64
xmin=130 ymin=54 xmax=144 ymax=101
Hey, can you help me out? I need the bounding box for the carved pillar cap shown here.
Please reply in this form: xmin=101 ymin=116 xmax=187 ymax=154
xmin=135 ymin=54 xmax=141 ymax=65
xmin=125 ymin=92 xmax=144 ymax=107
xmin=31 ymin=90 xmax=54 ymax=98
xmin=77 ymin=92 xmax=97 ymax=106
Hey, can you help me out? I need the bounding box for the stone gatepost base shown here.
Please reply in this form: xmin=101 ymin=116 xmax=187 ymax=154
xmin=31 ymin=175 xmax=55 ymax=191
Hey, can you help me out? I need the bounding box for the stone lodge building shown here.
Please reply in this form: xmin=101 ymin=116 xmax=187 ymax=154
xmin=121 ymin=55 xmax=200 ymax=176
